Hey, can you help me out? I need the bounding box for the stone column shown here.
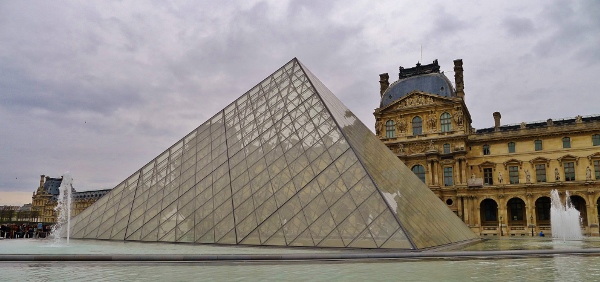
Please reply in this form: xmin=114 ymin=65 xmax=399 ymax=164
xmin=454 ymin=161 xmax=460 ymax=186
xmin=463 ymin=196 xmax=470 ymax=225
xmin=433 ymin=160 xmax=439 ymax=186
xmin=426 ymin=160 xmax=433 ymax=186
xmin=461 ymin=158 xmax=467 ymax=185
xmin=457 ymin=196 xmax=464 ymax=221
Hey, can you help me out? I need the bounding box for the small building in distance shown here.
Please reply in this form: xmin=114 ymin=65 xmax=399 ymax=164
xmin=374 ymin=59 xmax=600 ymax=237
xmin=31 ymin=175 xmax=111 ymax=223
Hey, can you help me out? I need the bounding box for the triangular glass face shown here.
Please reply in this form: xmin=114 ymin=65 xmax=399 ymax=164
xmin=70 ymin=58 xmax=476 ymax=250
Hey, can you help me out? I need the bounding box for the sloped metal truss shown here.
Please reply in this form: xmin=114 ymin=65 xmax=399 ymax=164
xmin=70 ymin=58 xmax=476 ymax=250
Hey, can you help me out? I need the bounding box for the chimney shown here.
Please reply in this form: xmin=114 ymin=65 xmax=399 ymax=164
xmin=39 ymin=175 xmax=45 ymax=187
xmin=453 ymin=59 xmax=464 ymax=98
xmin=493 ymin=112 xmax=501 ymax=131
xmin=379 ymin=73 xmax=390 ymax=97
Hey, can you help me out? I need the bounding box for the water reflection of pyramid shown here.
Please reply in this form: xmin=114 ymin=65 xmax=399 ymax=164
xmin=70 ymin=58 xmax=476 ymax=249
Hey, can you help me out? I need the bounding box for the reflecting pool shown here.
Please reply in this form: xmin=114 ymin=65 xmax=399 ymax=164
xmin=2 ymin=238 xmax=600 ymax=281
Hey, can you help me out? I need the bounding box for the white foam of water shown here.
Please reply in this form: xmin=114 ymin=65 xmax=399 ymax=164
xmin=550 ymin=189 xmax=582 ymax=240
xmin=51 ymin=171 xmax=73 ymax=244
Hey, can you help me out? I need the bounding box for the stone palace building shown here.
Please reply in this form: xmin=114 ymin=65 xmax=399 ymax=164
xmin=374 ymin=59 xmax=600 ymax=237
xmin=31 ymin=175 xmax=111 ymax=223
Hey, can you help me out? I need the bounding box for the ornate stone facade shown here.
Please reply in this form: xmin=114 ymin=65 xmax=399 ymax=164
xmin=374 ymin=59 xmax=600 ymax=237
xmin=31 ymin=175 xmax=111 ymax=223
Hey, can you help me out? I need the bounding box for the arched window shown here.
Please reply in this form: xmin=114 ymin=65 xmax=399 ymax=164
xmin=480 ymin=199 xmax=498 ymax=222
xmin=412 ymin=116 xmax=422 ymax=136
xmin=536 ymin=197 xmax=551 ymax=221
xmin=440 ymin=112 xmax=452 ymax=132
xmin=507 ymin=198 xmax=525 ymax=221
xmin=411 ymin=165 xmax=426 ymax=183
xmin=385 ymin=120 xmax=395 ymax=138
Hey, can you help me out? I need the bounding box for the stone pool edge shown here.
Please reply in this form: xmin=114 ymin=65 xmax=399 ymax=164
xmin=4 ymin=248 xmax=600 ymax=262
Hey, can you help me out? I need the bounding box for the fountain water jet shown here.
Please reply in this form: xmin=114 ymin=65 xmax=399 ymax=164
xmin=550 ymin=189 xmax=582 ymax=240
xmin=51 ymin=171 xmax=73 ymax=244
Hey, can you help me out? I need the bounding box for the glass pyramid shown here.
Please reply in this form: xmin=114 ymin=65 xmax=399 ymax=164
xmin=70 ymin=58 xmax=477 ymax=249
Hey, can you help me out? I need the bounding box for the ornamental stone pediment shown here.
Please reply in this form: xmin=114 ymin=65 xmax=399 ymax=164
xmin=503 ymin=159 xmax=523 ymax=169
xmin=557 ymin=154 xmax=579 ymax=165
xmin=529 ymin=157 xmax=551 ymax=167
xmin=588 ymin=152 xmax=600 ymax=165
xmin=378 ymin=91 xmax=454 ymax=112
xmin=478 ymin=161 xmax=496 ymax=172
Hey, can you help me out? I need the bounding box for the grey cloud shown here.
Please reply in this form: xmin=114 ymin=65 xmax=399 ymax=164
xmin=1 ymin=0 xmax=600 ymax=203
xmin=502 ymin=17 xmax=535 ymax=37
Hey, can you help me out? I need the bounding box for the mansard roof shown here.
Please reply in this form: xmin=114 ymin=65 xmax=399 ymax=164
xmin=380 ymin=60 xmax=456 ymax=108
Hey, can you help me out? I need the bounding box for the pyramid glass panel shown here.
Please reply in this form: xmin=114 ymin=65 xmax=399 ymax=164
xmin=70 ymin=58 xmax=476 ymax=250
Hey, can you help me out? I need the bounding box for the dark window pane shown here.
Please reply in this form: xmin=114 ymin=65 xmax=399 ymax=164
xmin=385 ymin=120 xmax=395 ymax=138
xmin=412 ymin=116 xmax=422 ymax=136
xmin=411 ymin=165 xmax=426 ymax=184
xmin=484 ymin=168 xmax=493 ymax=185
xmin=440 ymin=113 xmax=451 ymax=132
xmin=562 ymin=137 xmax=571 ymax=148
xmin=483 ymin=145 xmax=490 ymax=155
xmin=509 ymin=166 xmax=519 ymax=184
xmin=564 ymin=162 xmax=575 ymax=181
xmin=534 ymin=140 xmax=542 ymax=151
xmin=443 ymin=167 xmax=453 ymax=186
xmin=508 ymin=142 xmax=515 ymax=153
xmin=535 ymin=164 xmax=546 ymax=182
xmin=443 ymin=144 xmax=450 ymax=154
xmin=593 ymin=134 xmax=600 ymax=146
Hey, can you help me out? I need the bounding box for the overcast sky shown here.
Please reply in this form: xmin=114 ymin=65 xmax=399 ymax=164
xmin=1 ymin=0 xmax=599 ymax=205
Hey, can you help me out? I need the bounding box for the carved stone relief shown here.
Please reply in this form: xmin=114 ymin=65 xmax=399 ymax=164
xmin=396 ymin=94 xmax=435 ymax=109
xmin=395 ymin=116 xmax=407 ymax=135
xmin=427 ymin=111 xmax=437 ymax=132
xmin=408 ymin=141 xmax=430 ymax=154
xmin=453 ymin=107 xmax=464 ymax=127
xmin=375 ymin=119 xmax=382 ymax=136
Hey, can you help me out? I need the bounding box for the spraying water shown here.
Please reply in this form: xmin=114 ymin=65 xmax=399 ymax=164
xmin=550 ymin=189 xmax=582 ymax=240
xmin=51 ymin=171 xmax=73 ymax=244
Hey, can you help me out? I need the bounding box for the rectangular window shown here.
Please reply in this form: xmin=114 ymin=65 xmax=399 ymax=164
xmin=508 ymin=142 xmax=515 ymax=153
xmin=562 ymin=137 xmax=571 ymax=148
xmin=564 ymin=162 xmax=575 ymax=181
xmin=509 ymin=166 xmax=519 ymax=184
xmin=484 ymin=168 xmax=493 ymax=185
xmin=593 ymin=135 xmax=600 ymax=146
xmin=444 ymin=167 xmax=453 ymax=186
xmin=443 ymin=144 xmax=451 ymax=154
xmin=594 ymin=160 xmax=600 ymax=180
xmin=535 ymin=164 xmax=546 ymax=182
xmin=534 ymin=140 xmax=542 ymax=151
xmin=385 ymin=120 xmax=395 ymax=138
xmin=412 ymin=117 xmax=422 ymax=136
xmin=483 ymin=145 xmax=490 ymax=155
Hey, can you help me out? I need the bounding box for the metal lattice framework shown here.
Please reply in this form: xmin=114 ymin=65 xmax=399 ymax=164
xmin=70 ymin=58 xmax=476 ymax=249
